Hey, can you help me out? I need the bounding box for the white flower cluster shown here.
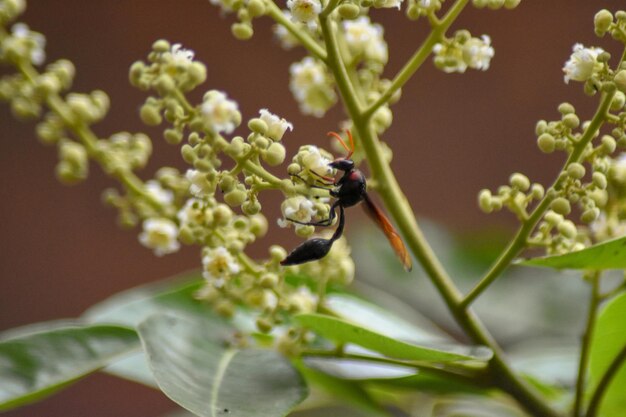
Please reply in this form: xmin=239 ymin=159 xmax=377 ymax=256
xmin=201 ymin=90 xmax=242 ymax=134
xmin=343 ymin=17 xmax=388 ymax=64
xmin=258 ymin=108 xmax=293 ymax=141
xmin=138 ymin=218 xmax=180 ymax=256
xmin=433 ymin=34 xmax=494 ymax=74
xmin=562 ymin=43 xmax=605 ymax=84
xmin=289 ymin=57 xmax=337 ymax=117
xmin=9 ymin=23 xmax=45 ymax=65
xmin=287 ymin=0 xmax=321 ymax=27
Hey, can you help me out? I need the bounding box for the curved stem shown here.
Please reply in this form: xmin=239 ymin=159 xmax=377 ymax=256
xmin=573 ymin=272 xmax=601 ymax=417
xmin=362 ymin=0 xmax=469 ymax=120
xmin=460 ymin=88 xmax=616 ymax=308
xmin=585 ymin=343 xmax=626 ymax=417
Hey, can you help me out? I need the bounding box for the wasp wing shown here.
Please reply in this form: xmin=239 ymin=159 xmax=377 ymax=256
xmin=362 ymin=193 xmax=412 ymax=272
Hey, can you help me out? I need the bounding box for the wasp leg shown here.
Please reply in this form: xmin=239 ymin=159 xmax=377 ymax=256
xmin=286 ymin=201 xmax=339 ymax=227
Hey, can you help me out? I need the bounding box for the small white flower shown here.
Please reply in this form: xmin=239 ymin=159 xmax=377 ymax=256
xmin=263 ymin=290 xmax=279 ymax=310
xmin=273 ymin=12 xmax=300 ymax=50
xmin=202 ymin=247 xmax=240 ymax=282
xmin=563 ymin=43 xmax=605 ymax=84
xmin=432 ymin=42 xmax=467 ymax=73
xmin=170 ymin=43 xmax=195 ymax=64
xmin=278 ymin=196 xmax=317 ymax=230
xmin=343 ymin=17 xmax=388 ymax=63
xmin=301 ymin=145 xmax=334 ymax=177
xmin=288 ymin=286 xmax=318 ymax=312
xmin=11 ymin=23 xmax=45 ymax=65
xmin=462 ymin=35 xmax=494 ymax=71
xmin=185 ymin=169 xmax=212 ymax=197
xmin=287 ymin=0 xmax=321 ymax=24
xmin=289 ymin=57 xmax=337 ymax=117
xmin=259 ymin=108 xmax=293 ymax=141
xmin=177 ymin=198 xmax=208 ymax=227
xmin=201 ymin=90 xmax=241 ymax=134
xmin=145 ymin=180 xmax=174 ymax=206
xmin=138 ymin=218 xmax=180 ymax=256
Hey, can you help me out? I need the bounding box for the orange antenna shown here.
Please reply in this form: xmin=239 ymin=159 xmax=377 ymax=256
xmin=327 ymin=130 xmax=354 ymax=158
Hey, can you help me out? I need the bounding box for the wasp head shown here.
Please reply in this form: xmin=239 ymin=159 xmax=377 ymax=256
xmin=329 ymin=158 xmax=354 ymax=172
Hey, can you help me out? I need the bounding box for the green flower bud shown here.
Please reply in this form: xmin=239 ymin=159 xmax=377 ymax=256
xmin=592 ymin=171 xmax=607 ymax=189
xmin=224 ymin=189 xmax=247 ymax=206
xmin=601 ymin=80 xmax=616 ymax=93
xmin=215 ymin=300 xmax=235 ymax=318
xmin=486 ymin=0 xmax=505 ymax=10
xmin=296 ymin=225 xmax=315 ymax=237
xmin=219 ymin=175 xmax=236 ymax=193
xmin=594 ymin=9 xmax=613 ymax=36
xmin=472 ymin=0 xmax=488 ymax=8
xmin=544 ymin=210 xmax=563 ymax=226
xmin=535 ymin=120 xmax=548 ymax=135
xmin=181 ymin=144 xmax=196 ymax=164
xmin=129 ymin=61 xmax=145 ymax=86
xmin=503 ymin=0 xmax=520 ymax=9
xmin=338 ymin=3 xmax=360 ymax=19
xmin=260 ymin=273 xmax=278 ymax=288
xmin=406 ymin=3 xmax=420 ymax=19
xmin=232 ymin=22 xmax=254 ymax=40
xmin=164 ymin=128 xmax=183 ymax=145
xmin=263 ymin=142 xmax=286 ymax=166
xmin=567 ymin=162 xmax=586 ymax=179
xmin=551 ymin=197 xmax=571 ymax=215
xmin=557 ymin=220 xmax=577 ymax=239
xmin=249 ymin=214 xmax=268 ymax=237
xmin=152 ymin=39 xmax=170 ymax=53
xmin=248 ymin=118 xmax=268 ymax=135
xmin=256 ymin=317 xmax=273 ymax=333
xmin=581 ymin=207 xmax=600 ymax=224
xmin=601 ymin=135 xmax=617 ymax=154
xmin=269 ymin=245 xmax=287 ymax=262
xmin=154 ymin=74 xmax=176 ymax=96
xmin=611 ymin=91 xmax=626 ymax=111
xmin=248 ymin=0 xmax=266 ymax=16
xmin=36 ymin=122 xmax=60 ymax=145
xmin=530 ymin=183 xmax=545 ymax=200
xmin=562 ymin=113 xmax=580 ymax=129
xmin=242 ymin=200 xmax=262 ymax=215
xmin=178 ymin=226 xmax=196 ymax=245
xmin=478 ymin=189 xmax=493 ymax=213
xmin=510 ymin=173 xmax=530 ymax=191
xmin=226 ymin=137 xmax=246 ymax=158
xmin=255 ymin=136 xmax=270 ymax=150
xmin=213 ymin=204 xmax=233 ymax=226
xmin=615 ymin=70 xmax=626 ymax=93
xmin=187 ymin=62 xmax=207 ymax=86
xmin=558 ymin=102 xmax=575 ymax=115
xmin=287 ymin=163 xmax=301 ymax=176
xmin=537 ymin=133 xmax=556 ymax=153
xmin=589 ymin=189 xmax=608 ymax=207
xmin=193 ymin=159 xmax=213 ymax=172
xmin=56 ymin=161 xmax=83 ymax=184
xmin=139 ymin=102 xmax=162 ymax=126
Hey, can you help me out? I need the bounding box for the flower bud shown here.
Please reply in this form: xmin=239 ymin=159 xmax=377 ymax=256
xmin=615 ymin=70 xmax=626 ymax=93
xmin=287 ymin=163 xmax=301 ymax=176
xmin=213 ymin=204 xmax=233 ymax=226
xmin=503 ymin=0 xmax=520 ymax=9
xmin=140 ymin=102 xmax=162 ymax=126
xmin=478 ymin=189 xmax=493 ymax=213
xmin=486 ymin=0 xmax=505 ymax=10
xmin=269 ymin=245 xmax=287 ymax=262
xmin=219 ymin=175 xmax=236 ymax=193
xmin=242 ymin=200 xmax=262 ymax=215
xmin=260 ymin=273 xmax=278 ymax=288
xmin=544 ymin=211 xmax=563 ymax=226
xmin=567 ymin=162 xmax=586 ymax=179
xmin=594 ymin=9 xmax=613 ymax=36
xmin=611 ymin=91 xmax=626 ymax=111
xmin=562 ymin=113 xmax=580 ymax=129
xmin=592 ymin=171 xmax=607 ymax=189
xmin=537 ymin=133 xmax=556 ymax=153
xmin=509 ymin=173 xmax=530 ymax=191
xmin=248 ymin=0 xmax=266 ymax=16
xmin=255 ymin=136 xmax=270 ymax=150
xmin=153 ymin=74 xmax=176 ymax=96
xmin=152 ymin=39 xmax=170 ymax=53
xmin=224 ymin=189 xmax=247 ymax=206
xmin=248 ymin=118 xmax=268 ymax=135
xmin=338 ymin=3 xmax=360 ymax=19
xmin=530 ymin=183 xmax=545 ymax=200
xmin=181 ymin=144 xmax=196 ymax=164
xmin=263 ymin=142 xmax=286 ymax=166
xmin=601 ymin=135 xmax=617 ymax=154
xmin=249 ymin=214 xmax=268 ymax=237
xmin=256 ymin=318 xmax=273 ymax=333
xmin=232 ymin=22 xmax=254 ymax=40
xmin=226 ymin=137 xmax=246 ymax=158
xmin=557 ymin=220 xmax=577 ymax=239
xmin=164 ymin=128 xmax=183 ymax=145
xmin=581 ymin=207 xmax=600 ymax=224
xmin=296 ymin=225 xmax=315 ymax=237
xmin=551 ymin=197 xmax=571 ymax=215
xmin=535 ymin=120 xmax=548 ymax=135
xmin=558 ymin=102 xmax=575 ymax=115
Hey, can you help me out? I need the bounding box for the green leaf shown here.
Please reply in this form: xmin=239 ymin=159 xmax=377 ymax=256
xmin=519 ymin=236 xmax=626 ymax=270
xmin=138 ymin=314 xmax=308 ymax=417
xmin=295 ymin=314 xmax=491 ymax=363
xmin=0 ymin=323 xmax=138 ymax=411
xmin=589 ymin=292 xmax=626 ymax=417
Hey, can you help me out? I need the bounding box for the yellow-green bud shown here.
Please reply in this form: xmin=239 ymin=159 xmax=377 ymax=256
xmin=269 ymin=245 xmax=287 ymax=262
xmin=129 ymin=61 xmax=145 ymax=86
xmin=406 ymin=3 xmax=420 ymax=19
xmin=594 ymin=9 xmax=613 ymax=36
xmin=503 ymin=0 xmax=520 ymax=9
xmin=242 ymin=200 xmax=262 ymax=215
xmin=544 ymin=211 xmax=563 ymax=226
xmin=226 ymin=137 xmax=246 ymax=158
xmin=287 ymin=163 xmax=301 ymax=176
xmin=486 ymin=0 xmax=505 ymax=10
xmin=558 ymin=102 xmax=575 ymax=115
xmin=557 ymin=220 xmax=577 ymax=239
xmin=601 ymin=81 xmax=616 ymax=93
xmin=178 ymin=226 xmax=196 ymax=245
xmin=215 ymin=300 xmax=235 ymax=318
xmin=601 ymin=135 xmax=617 ymax=154
xmin=478 ymin=189 xmax=493 ymax=213
xmin=256 ymin=318 xmax=273 ymax=334
xmin=232 ymin=22 xmax=253 ymax=40
xmin=219 ymin=175 xmax=236 ymax=193
xmin=181 ymin=144 xmax=196 ymax=164
xmin=535 ymin=120 xmax=548 ymax=135
xmin=581 ymin=207 xmax=600 ymax=224
xmin=589 ymin=189 xmax=608 ymax=207
xmin=224 ymin=189 xmax=247 ymax=206
xmin=163 ymin=128 xmax=182 ymax=145
xmin=472 ymin=0 xmax=488 ymax=8
xmin=152 ymin=39 xmax=170 ymax=53
xmin=562 ymin=113 xmax=580 ymax=129
xmin=537 ymin=133 xmax=556 ymax=153
xmin=188 ymin=62 xmax=207 ymax=85
xmin=615 ymin=70 xmax=626 ymax=93
xmin=154 ymin=74 xmax=176 ymax=96
xmin=551 ymin=197 xmax=571 ymax=215
xmin=263 ymin=142 xmax=286 ymax=166
xmin=510 ymin=173 xmax=530 ymax=191
xmin=248 ymin=0 xmax=266 ymax=16
xmin=249 ymin=214 xmax=268 ymax=237
xmin=592 ymin=171 xmax=607 ymax=189
xmin=338 ymin=3 xmax=360 ymax=19
xmin=213 ymin=204 xmax=233 ymax=226
xmin=140 ymin=103 xmax=162 ymax=126
xmin=248 ymin=118 xmax=268 ymax=135
xmin=56 ymin=161 xmax=83 ymax=184
xmin=567 ymin=162 xmax=586 ymax=179
xmin=193 ymin=159 xmax=213 ymax=172
xmin=611 ymin=91 xmax=626 ymax=111
xmin=296 ymin=225 xmax=315 ymax=237
xmin=260 ymin=273 xmax=278 ymax=288
xmin=530 ymin=183 xmax=545 ymax=200
xmin=255 ymin=136 xmax=270 ymax=150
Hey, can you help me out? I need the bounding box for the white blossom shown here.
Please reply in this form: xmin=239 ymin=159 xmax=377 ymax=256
xmin=138 ymin=218 xmax=180 ymax=256
xmin=185 ymin=169 xmax=212 ymax=197
xmin=563 ymin=43 xmax=604 ymax=84
xmin=145 ymin=180 xmax=174 ymax=206
xmin=289 ymin=57 xmax=337 ymax=117
xmin=278 ymin=196 xmax=317 ymax=231
xmin=259 ymin=108 xmax=293 ymax=141
xmin=432 ymin=42 xmax=467 ymax=73
xmin=273 ymin=12 xmax=300 ymax=50
xmin=170 ymin=43 xmax=195 ymax=64
xmin=343 ymin=17 xmax=388 ymax=63
xmin=287 ymin=0 xmax=321 ymax=25
xmin=202 ymin=247 xmax=240 ymax=283
xmin=177 ymin=198 xmax=209 ymax=227
xmin=462 ymin=35 xmax=494 ymax=71
xmin=11 ymin=23 xmax=45 ymax=65
xmin=301 ymin=145 xmax=334 ymax=178
xmin=201 ymin=90 xmax=241 ymax=134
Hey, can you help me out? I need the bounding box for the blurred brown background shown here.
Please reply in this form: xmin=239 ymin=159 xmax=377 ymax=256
xmin=0 ymin=0 xmax=619 ymax=416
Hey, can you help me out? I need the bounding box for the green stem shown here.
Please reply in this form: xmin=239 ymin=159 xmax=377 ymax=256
xmin=362 ymin=0 xmax=469 ymax=120
xmin=460 ymin=88 xmax=616 ymax=308
xmin=573 ymin=272 xmax=601 ymax=417
xmin=265 ymin=0 xmax=327 ymax=62
xmin=585 ymin=343 xmax=626 ymax=417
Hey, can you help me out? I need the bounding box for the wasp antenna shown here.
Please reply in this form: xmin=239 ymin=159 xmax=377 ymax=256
xmin=345 ymin=129 xmax=354 ymax=159
xmin=327 ymin=131 xmax=350 ymax=155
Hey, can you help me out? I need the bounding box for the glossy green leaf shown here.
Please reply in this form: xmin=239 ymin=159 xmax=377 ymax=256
xmin=138 ymin=314 xmax=308 ymax=417
xmin=0 ymin=323 xmax=138 ymax=411
xmin=295 ymin=314 xmax=491 ymax=363
xmin=589 ymin=292 xmax=626 ymax=417
xmin=520 ymin=236 xmax=626 ymax=270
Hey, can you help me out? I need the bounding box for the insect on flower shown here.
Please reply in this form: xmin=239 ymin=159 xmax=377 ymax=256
xmin=281 ymin=130 xmax=412 ymax=271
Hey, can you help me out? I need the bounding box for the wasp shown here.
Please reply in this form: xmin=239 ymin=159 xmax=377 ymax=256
xmin=281 ymin=130 xmax=412 ymax=271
